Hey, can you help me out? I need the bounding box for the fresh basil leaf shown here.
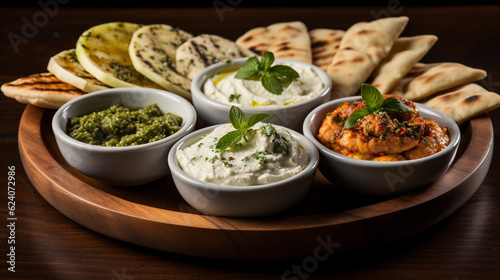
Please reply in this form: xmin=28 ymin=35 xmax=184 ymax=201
xmin=260 ymin=52 xmax=275 ymax=72
xmin=361 ymin=83 xmax=384 ymax=109
xmin=234 ymin=52 xmax=300 ymax=96
xmin=247 ymin=112 xmax=272 ymax=128
xmin=382 ymin=97 xmax=411 ymax=113
xmin=217 ymin=105 xmax=273 ymax=151
xmin=270 ymin=65 xmax=299 ymax=80
xmin=234 ymin=56 xmax=261 ymax=79
xmin=344 ymin=108 xmax=370 ymax=129
xmin=229 ymin=105 xmax=246 ymax=130
xmin=262 ymin=73 xmax=283 ymax=95
xmin=364 ymin=104 xmax=375 ymax=114
xmin=216 ymin=130 xmax=244 ymax=150
xmin=343 ymin=83 xmax=413 ymax=129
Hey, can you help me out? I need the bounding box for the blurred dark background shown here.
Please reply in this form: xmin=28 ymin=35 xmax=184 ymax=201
xmin=2 ymin=0 xmax=498 ymax=7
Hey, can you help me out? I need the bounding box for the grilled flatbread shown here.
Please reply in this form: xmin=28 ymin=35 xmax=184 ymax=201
xmin=175 ymin=34 xmax=256 ymax=80
xmin=235 ymin=21 xmax=312 ymax=63
xmin=327 ymin=16 xmax=409 ymax=99
xmin=370 ymin=35 xmax=438 ymax=94
xmin=390 ymin=62 xmax=487 ymax=100
xmin=75 ymin=22 xmax=162 ymax=89
xmin=129 ymin=24 xmax=193 ymax=99
xmin=309 ymin=28 xmax=345 ymax=72
xmin=424 ymin=83 xmax=500 ymax=124
xmin=1 ymin=73 xmax=85 ymax=109
xmin=47 ymin=49 xmax=110 ymax=93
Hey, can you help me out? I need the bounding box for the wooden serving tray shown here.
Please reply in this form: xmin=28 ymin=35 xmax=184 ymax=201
xmin=19 ymin=104 xmax=493 ymax=260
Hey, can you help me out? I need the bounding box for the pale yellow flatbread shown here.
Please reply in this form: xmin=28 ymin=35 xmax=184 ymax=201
xmin=327 ymin=16 xmax=409 ymax=99
xmin=236 ymin=21 xmax=312 ymax=63
xmin=76 ymin=22 xmax=162 ymax=89
xmin=389 ymin=62 xmax=487 ymax=100
xmin=47 ymin=49 xmax=110 ymax=93
xmin=424 ymin=83 xmax=500 ymax=124
xmin=370 ymin=35 xmax=438 ymax=94
xmin=1 ymin=73 xmax=85 ymax=109
xmin=309 ymin=28 xmax=345 ymax=72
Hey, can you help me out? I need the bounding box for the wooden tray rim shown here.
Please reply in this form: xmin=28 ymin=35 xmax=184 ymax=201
xmin=18 ymin=105 xmax=494 ymax=232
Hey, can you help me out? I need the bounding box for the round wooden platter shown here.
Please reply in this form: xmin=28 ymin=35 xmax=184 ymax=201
xmin=19 ymin=104 xmax=493 ymax=260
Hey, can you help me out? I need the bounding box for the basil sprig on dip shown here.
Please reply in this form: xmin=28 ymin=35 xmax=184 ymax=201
xmin=344 ymin=83 xmax=411 ymax=129
xmin=216 ymin=105 xmax=271 ymax=150
xmin=234 ymin=52 xmax=299 ymax=95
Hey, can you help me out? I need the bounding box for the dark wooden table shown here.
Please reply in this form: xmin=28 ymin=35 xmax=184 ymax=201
xmin=1 ymin=5 xmax=499 ymax=280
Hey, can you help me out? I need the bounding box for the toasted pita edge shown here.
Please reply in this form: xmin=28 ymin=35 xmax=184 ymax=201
xmin=390 ymin=62 xmax=487 ymax=100
xmin=236 ymin=21 xmax=312 ymax=63
xmin=370 ymin=34 xmax=438 ymax=94
xmin=1 ymin=73 xmax=85 ymax=109
xmin=424 ymin=83 xmax=500 ymax=124
xmin=309 ymin=28 xmax=345 ymax=71
xmin=327 ymin=16 xmax=409 ymax=99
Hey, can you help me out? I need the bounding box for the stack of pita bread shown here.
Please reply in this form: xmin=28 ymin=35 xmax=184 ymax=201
xmin=2 ymin=18 xmax=499 ymax=124
xmin=235 ymin=18 xmax=500 ymax=124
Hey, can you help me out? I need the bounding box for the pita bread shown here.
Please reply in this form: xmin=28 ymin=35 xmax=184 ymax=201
xmin=424 ymin=83 xmax=500 ymax=124
xmin=176 ymin=34 xmax=256 ymax=80
xmin=309 ymin=28 xmax=345 ymax=71
xmin=370 ymin=35 xmax=438 ymax=94
xmin=389 ymin=62 xmax=487 ymax=100
xmin=236 ymin=21 xmax=312 ymax=63
xmin=1 ymin=73 xmax=85 ymax=109
xmin=327 ymin=16 xmax=409 ymax=99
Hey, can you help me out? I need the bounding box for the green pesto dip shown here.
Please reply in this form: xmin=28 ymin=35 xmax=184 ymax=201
xmin=67 ymin=103 xmax=182 ymax=147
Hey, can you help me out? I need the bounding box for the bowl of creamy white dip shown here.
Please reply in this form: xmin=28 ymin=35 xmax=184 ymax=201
xmin=167 ymin=123 xmax=319 ymax=217
xmin=191 ymin=57 xmax=332 ymax=132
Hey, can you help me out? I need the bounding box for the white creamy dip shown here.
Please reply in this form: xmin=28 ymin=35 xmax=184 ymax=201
xmin=203 ymin=64 xmax=324 ymax=106
xmin=176 ymin=123 xmax=309 ymax=186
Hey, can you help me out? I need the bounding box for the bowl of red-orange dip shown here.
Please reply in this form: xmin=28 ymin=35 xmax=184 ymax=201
xmin=302 ymin=84 xmax=460 ymax=196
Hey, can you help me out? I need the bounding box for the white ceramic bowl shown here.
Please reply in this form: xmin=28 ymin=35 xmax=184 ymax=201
xmin=52 ymin=87 xmax=197 ymax=186
xmin=191 ymin=57 xmax=332 ymax=132
xmin=167 ymin=124 xmax=319 ymax=217
xmin=303 ymin=96 xmax=461 ymax=197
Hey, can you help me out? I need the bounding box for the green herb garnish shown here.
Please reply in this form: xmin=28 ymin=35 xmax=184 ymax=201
xmin=252 ymin=150 xmax=270 ymax=165
xmin=229 ymin=94 xmax=241 ymax=102
xmin=215 ymin=106 xmax=271 ymax=150
xmin=234 ymin=52 xmax=299 ymax=95
xmin=260 ymin=123 xmax=289 ymax=156
xmin=344 ymin=83 xmax=411 ymax=129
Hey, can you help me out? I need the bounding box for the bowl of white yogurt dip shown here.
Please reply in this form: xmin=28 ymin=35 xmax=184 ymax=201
xmin=191 ymin=56 xmax=332 ymax=132
xmin=167 ymin=121 xmax=319 ymax=217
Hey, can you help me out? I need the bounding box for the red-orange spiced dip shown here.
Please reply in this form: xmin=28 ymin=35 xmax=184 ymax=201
xmin=317 ymin=84 xmax=450 ymax=161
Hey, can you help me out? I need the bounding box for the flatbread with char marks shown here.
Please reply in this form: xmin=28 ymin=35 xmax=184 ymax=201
xmin=236 ymin=21 xmax=312 ymax=63
xmin=327 ymin=16 xmax=409 ymax=99
xmin=424 ymin=83 xmax=500 ymax=124
xmin=369 ymin=35 xmax=438 ymax=94
xmin=309 ymin=28 xmax=345 ymax=71
xmin=176 ymin=34 xmax=256 ymax=80
xmin=1 ymin=73 xmax=85 ymax=109
xmin=389 ymin=62 xmax=487 ymax=100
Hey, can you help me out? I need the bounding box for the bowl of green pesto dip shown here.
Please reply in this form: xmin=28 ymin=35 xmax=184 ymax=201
xmin=67 ymin=103 xmax=183 ymax=147
xmin=52 ymin=87 xmax=197 ymax=186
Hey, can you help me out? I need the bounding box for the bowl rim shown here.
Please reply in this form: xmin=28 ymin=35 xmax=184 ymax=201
xmin=167 ymin=123 xmax=319 ymax=192
xmin=302 ymin=96 xmax=461 ymax=167
xmin=190 ymin=57 xmax=332 ymax=112
xmin=51 ymin=87 xmax=197 ymax=152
